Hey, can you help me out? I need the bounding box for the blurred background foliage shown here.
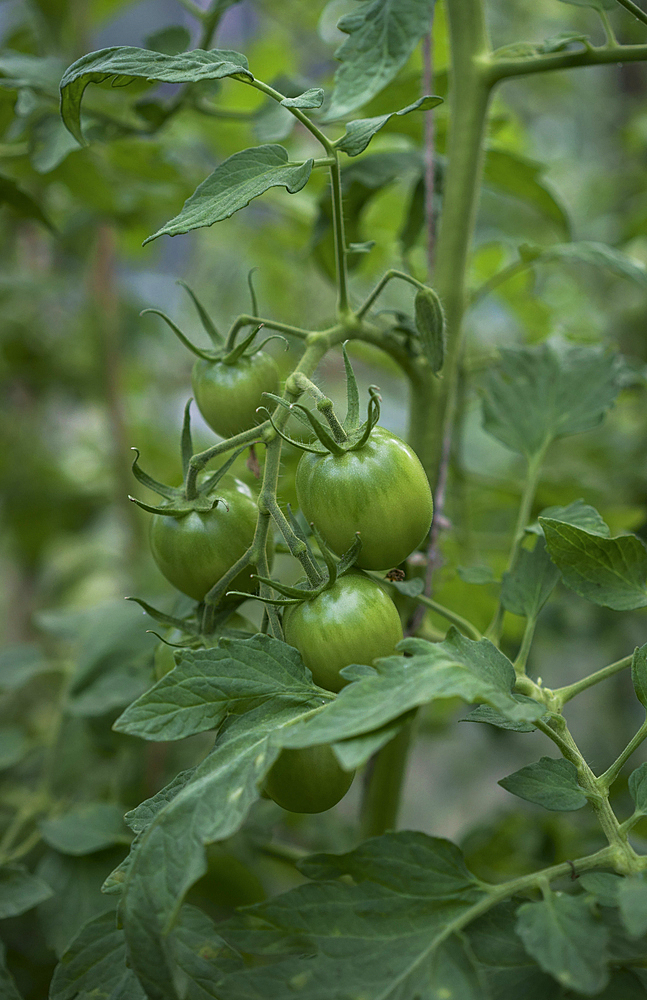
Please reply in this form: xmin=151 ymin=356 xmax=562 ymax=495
xmin=1 ymin=0 xmax=647 ymax=994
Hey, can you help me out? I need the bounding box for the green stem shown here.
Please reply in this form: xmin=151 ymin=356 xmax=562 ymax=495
xmin=225 ymin=314 xmax=313 ymax=348
xmin=599 ymin=718 xmax=647 ymax=792
xmin=470 ymin=257 xmax=530 ymax=305
xmin=260 ymin=495 xmax=322 ymax=587
xmin=554 ymin=654 xmax=633 ymax=707
xmin=356 ymin=269 xmax=425 ymax=320
xmin=514 ymin=616 xmax=537 ymax=674
xmin=597 ymin=8 xmax=620 ymax=47
xmin=329 ymin=157 xmax=351 ymax=316
xmin=616 ymin=0 xmax=647 ymax=29
xmin=485 ymin=41 xmax=647 ymax=85
xmin=486 ymin=447 xmax=546 ymax=644
xmin=186 ymin=424 xmax=267 ymax=500
xmin=241 ymin=79 xmax=334 ymax=154
xmin=360 ymin=721 xmax=413 ymax=838
xmin=377 ymin=576 xmax=481 ymax=641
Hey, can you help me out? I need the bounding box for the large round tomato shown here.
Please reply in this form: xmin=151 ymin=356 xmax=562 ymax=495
xmin=283 ymin=572 xmax=403 ymax=692
xmin=149 ymin=476 xmax=258 ymax=601
xmin=192 ymin=351 xmax=279 ymax=439
xmin=262 ymin=744 xmax=354 ymax=813
xmin=295 ymin=426 xmax=433 ymax=570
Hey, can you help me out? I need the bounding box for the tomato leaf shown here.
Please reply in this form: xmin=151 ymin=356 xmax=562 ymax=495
xmin=516 ymin=891 xmax=610 ymax=995
xmin=60 ymin=46 xmax=252 ymax=143
xmin=0 ymin=643 xmax=53 ymax=690
xmin=483 ymin=149 xmax=571 ymax=238
xmin=481 ymin=340 xmax=621 ymax=458
xmin=500 ymin=539 xmax=559 ymax=619
xmin=540 ymin=518 xmax=647 ymax=611
xmin=629 ymin=761 xmax=647 ymax=815
xmin=39 ymin=804 xmax=131 ymax=856
xmin=335 ymin=95 xmax=441 ymax=157
xmin=323 ymin=0 xmax=435 ymax=122
xmin=0 ymin=172 xmax=54 ymax=230
xmin=0 ymin=864 xmax=53 ymax=918
xmin=0 ymin=941 xmax=22 ymax=1000
xmin=527 ymin=498 xmax=610 ymax=537
xmin=143 ymin=144 xmax=313 ymax=244
xmin=520 ymin=239 xmax=647 ymax=287
xmin=113 ymin=634 xmax=330 ymax=741
xmin=498 ymin=757 xmax=588 ymax=811
xmin=468 ymin=902 xmax=560 ymax=997
xmin=280 ymin=87 xmax=324 ymax=109
xmin=619 ymin=874 xmax=647 ymax=939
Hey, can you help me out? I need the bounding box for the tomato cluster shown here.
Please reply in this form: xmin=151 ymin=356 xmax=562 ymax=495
xmin=135 ymin=330 xmax=433 ymax=815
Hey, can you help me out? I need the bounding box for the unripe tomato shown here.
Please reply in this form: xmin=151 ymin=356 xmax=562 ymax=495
xmin=295 ymin=426 xmax=433 ymax=570
xmin=149 ymin=476 xmax=258 ymax=601
xmin=283 ymin=572 xmax=403 ymax=692
xmin=262 ymin=744 xmax=354 ymax=813
xmin=192 ymin=352 xmax=279 ymax=438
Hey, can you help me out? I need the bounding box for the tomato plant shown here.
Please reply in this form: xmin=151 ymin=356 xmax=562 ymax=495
xmin=192 ymin=351 xmax=279 ymax=439
xmin=283 ymin=572 xmax=403 ymax=692
xmin=295 ymin=425 xmax=433 ymax=570
xmin=149 ymin=476 xmax=258 ymax=601
xmin=262 ymin=745 xmax=355 ymax=813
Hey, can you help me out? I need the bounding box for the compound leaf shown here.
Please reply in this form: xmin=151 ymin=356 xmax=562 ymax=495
xmin=482 ymin=340 xmax=620 ymax=458
xmin=498 ymin=757 xmax=588 ymax=811
xmin=323 ymin=0 xmax=435 ymax=122
xmin=540 ymin=518 xmax=647 ymax=611
xmin=516 ymin=891 xmax=610 ymax=995
xmin=335 ymin=95 xmax=441 ymax=156
xmin=528 ymin=499 xmax=609 ymax=537
xmin=144 ymin=144 xmax=312 ymax=243
xmin=60 ymin=46 xmax=252 ymax=143
xmin=500 ymin=539 xmax=559 ymax=619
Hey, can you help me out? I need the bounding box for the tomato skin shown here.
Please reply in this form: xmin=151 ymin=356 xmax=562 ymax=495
xmin=295 ymin=426 xmax=433 ymax=570
xmin=192 ymin=352 xmax=279 ymax=438
xmin=283 ymin=572 xmax=403 ymax=692
xmin=263 ymin=744 xmax=354 ymax=813
xmin=149 ymin=477 xmax=258 ymax=601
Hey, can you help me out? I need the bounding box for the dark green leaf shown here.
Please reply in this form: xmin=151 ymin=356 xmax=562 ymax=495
xmin=499 ymin=757 xmax=588 ymax=811
xmin=462 ymin=697 xmax=539 ymax=732
xmin=469 ymin=901 xmax=558 ymax=999
xmin=482 ymin=340 xmax=620 ymax=458
xmin=631 ymin=645 xmax=647 ymax=712
xmin=278 ymin=629 xmax=546 ymax=753
xmin=0 ymin=941 xmax=23 ymax=1000
xmin=332 ymin=715 xmax=407 ymax=769
xmin=280 ymin=88 xmax=324 ymax=109
xmin=299 ymin=830 xmax=484 ymax=899
xmin=60 ymin=46 xmax=252 ymax=143
xmin=629 ymin=761 xmax=647 ymax=815
xmin=323 ymin=0 xmax=435 ymax=121
xmin=0 ymin=173 xmax=53 ymax=230
xmin=516 ymin=891 xmax=610 ymax=994
xmin=484 ymin=149 xmax=570 ymax=238
xmin=125 ymin=767 xmax=197 ymax=833
xmin=113 ymin=634 xmax=329 ymax=741
xmin=0 ymin=864 xmax=53 ymax=918
xmin=335 ymin=95 xmax=441 ymax=156
xmin=619 ymin=874 xmax=647 ymax=938
xmin=49 ymin=910 xmax=145 ymax=1000
xmin=39 ymin=804 xmax=131 ymax=856
xmin=144 ymin=144 xmax=313 ymax=243
xmin=541 ymin=518 xmax=647 ymax=611
xmin=580 ymin=872 xmax=623 ymax=907
xmin=36 ymin=849 xmax=121 ymax=957
xmin=414 ymin=285 xmax=446 ymax=372
xmin=0 ymin=725 xmax=31 ymax=770
xmin=528 ymin=499 xmax=610 ymax=537
xmin=0 ymin=643 xmax=53 ymax=690
xmin=501 ymin=539 xmax=559 ymax=619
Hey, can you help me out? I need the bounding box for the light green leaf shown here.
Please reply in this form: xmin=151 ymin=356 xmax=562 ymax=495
xmin=332 ymin=715 xmax=408 ymax=769
xmin=540 ymin=518 xmax=647 ymax=611
xmin=280 ymin=88 xmax=324 ymax=109
xmin=323 ymin=0 xmax=435 ymax=122
xmin=40 ymin=804 xmax=131 ymax=856
xmin=619 ymin=873 xmax=647 ymax=938
xmin=0 ymin=50 xmax=64 ymax=94
xmin=414 ymin=284 xmax=446 ymax=373
xmin=0 ymin=864 xmax=53 ymax=918
xmin=457 ymin=565 xmax=498 ymax=585
xmin=579 ymin=872 xmax=623 ymax=907
xmin=335 ymin=95 xmax=441 ymax=156
xmin=484 ymin=149 xmax=571 ymax=238
xmin=629 ymin=760 xmax=647 ymax=814
xmin=60 ymin=46 xmax=252 ymax=143
xmin=144 ymin=144 xmax=313 ymax=244
xmin=0 ymin=643 xmax=53 ymax=690
xmin=278 ymin=629 xmax=546 ymax=752
xmin=631 ymin=645 xmax=647 ymax=712
xmin=482 ymin=340 xmax=621 ymax=458
xmin=521 ymin=240 xmax=647 ymax=287
xmin=113 ymin=634 xmax=330 ymax=741
xmin=516 ymin=891 xmax=610 ymax=994
xmin=0 ymin=725 xmax=31 ymax=770
xmin=498 ymin=757 xmax=588 ymax=811
xmin=501 ymin=539 xmax=560 ymax=619
xmin=528 ymin=499 xmax=610 ymax=537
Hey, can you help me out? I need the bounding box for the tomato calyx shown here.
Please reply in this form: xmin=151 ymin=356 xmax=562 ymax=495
xmin=261 ymin=343 xmax=381 ymax=458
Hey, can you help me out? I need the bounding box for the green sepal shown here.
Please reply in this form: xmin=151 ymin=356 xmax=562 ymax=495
xmin=130 ymin=448 xmax=178 ymax=500
xmin=309 ymin=522 xmax=338 ymax=583
xmin=140 ymin=308 xmax=213 ymax=359
xmin=414 ymin=286 xmax=445 ymax=374
xmin=286 ymin=504 xmax=310 ymax=546
xmin=225 ymin=588 xmax=303 ymax=607
xmin=180 ymin=399 xmax=193 ymax=478
xmin=125 ymin=597 xmax=200 ymax=633
xmin=251 ymin=575 xmax=322 ymax=601
xmin=177 ymin=279 xmax=222 ymax=346
xmin=199 ymin=444 xmax=252 ymax=495
xmin=336 ymin=532 xmax=363 ymax=576
xmin=348 ymin=385 xmax=381 ymax=451
xmin=222 ymin=323 xmax=262 ymax=364
xmin=341 ymin=342 xmax=360 ymax=433
xmin=128 ymin=493 xmax=224 ymax=517
xmin=259 ymin=405 xmax=329 ymax=455
xmin=247 ymin=267 xmax=259 ymax=317
xmin=261 ymin=394 xmax=313 ymax=430
xmin=288 ymin=402 xmax=346 ymax=455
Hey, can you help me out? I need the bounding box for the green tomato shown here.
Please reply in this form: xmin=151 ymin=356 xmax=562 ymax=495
xmin=295 ymin=426 xmax=433 ymax=570
xmin=149 ymin=476 xmax=258 ymax=601
xmin=283 ymin=572 xmax=403 ymax=692
xmin=262 ymin=744 xmax=354 ymax=813
xmin=192 ymin=351 xmax=279 ymax=438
